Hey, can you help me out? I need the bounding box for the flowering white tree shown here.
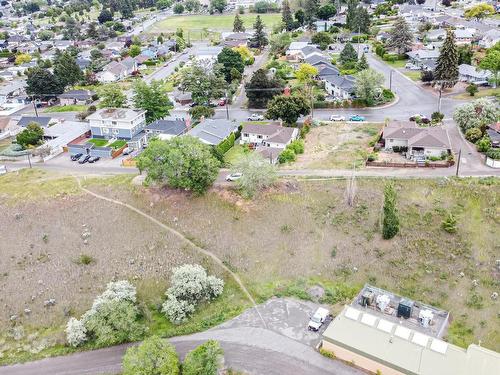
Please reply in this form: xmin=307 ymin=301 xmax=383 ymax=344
xmin=453 ymin=98 xmax=499 ymax=132
xmin=65 ymin=317 xmax=87 ymax=347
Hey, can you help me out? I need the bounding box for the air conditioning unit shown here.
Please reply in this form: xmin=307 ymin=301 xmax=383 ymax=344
xmin=397 ymin=298 xmax=414 ymax=319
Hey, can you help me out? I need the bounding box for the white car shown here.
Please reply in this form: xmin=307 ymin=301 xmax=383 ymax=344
xmin=330 ymin=114 xmax=346 ymax=121
xmin=308 ymin=307 xmax=330 ymax=331
xmin=0 ymin=165 xmax=6 ymax=175
xmin=248 ymin=114 xmax=264 ymax=121
xmin=226 ymin=173 xmax=242 ymax=182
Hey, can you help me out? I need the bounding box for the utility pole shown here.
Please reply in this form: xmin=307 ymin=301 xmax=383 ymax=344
xmin=27 ymin=152 xmax=32 ymax=168
xmin=437 ymin=84 xmax=443 ymax=113
xmin=455 ymin=149 xmax=461 ymax=177
xmin=357 ymin=26 xmax=361 ymax=58
xmin=389 ymin=70 xmax=393 ymax=91
xmin=32 ymin=97 xmax=39 ymax=117
xmin=225 ymin=90 xmax=229 ymax=120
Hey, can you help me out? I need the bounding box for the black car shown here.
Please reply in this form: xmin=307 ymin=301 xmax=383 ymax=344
xmin=78 ymin=155 xmax=91 ymax=164
xmin=71 ymin=153 xmax=83 ymax=161
xmin=88 ymin=156 xmax=100 ymax=163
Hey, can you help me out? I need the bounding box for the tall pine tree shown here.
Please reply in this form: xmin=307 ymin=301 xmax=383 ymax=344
xmin=386 ymin=17 xmax=413 ymax=54
xmin=434 ymin=29 xmax=459 ymax=88
xmin=233 ymin=14 xmax=245 ymax=32
xmin=346 ymin=0 xmax=358 ymax=30
xmin=282 ymin=0 xmax=294 ymax=32
xmin=304 ymin=0 xmax=319 ymax=27
xmin=53 ymin=52 xmax=83 ymax=88
xmin=249 ymin=16 xmax=268 ymax=49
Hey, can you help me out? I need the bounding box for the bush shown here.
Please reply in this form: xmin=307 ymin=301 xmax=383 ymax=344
xmin=183 ymin=340 xmax=224 ymax=375
xmin=466 ymin=82 xmax=478 ymax=96
xmin=382 ymin=89 xmax=394 ymax=101
xmin=122 ymin=336 xmax=180 ymax=375
xmin=278 ymin=148 xmax=296 ymax=164
xmin=216 ymin=133 xmax=235 ymax=155
xmin=65 ymin=318 xmax=87 ymax=347
xmin=287 ymin=139 xmax=304 ymax=154
xmin=431 ymin=112 xmax=444 ymax=123
xmin=367 ymin=153 xmax=377 ymax=162
xmin=465 ymin=128 xmax=483 ymax=143
xmin=476 ymin=137 xmax=491 ymax=152
xmin=162 ymin=265 xmax=224 ymax=324
xmin=382 ymin=183 xmax=399 ymax=239
xmin=486 ymin=148 xmax=500 ymax=160
xmin=442 ymin=212 xmax=457 ymax=233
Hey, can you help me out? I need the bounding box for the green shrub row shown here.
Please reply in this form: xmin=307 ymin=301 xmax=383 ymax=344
xmin=216 ymin=132 xmax=235 ymax=155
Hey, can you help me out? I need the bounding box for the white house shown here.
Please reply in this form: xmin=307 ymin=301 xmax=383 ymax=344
xmin=382 ymin=121 xmax=452 ymax=160
xmin=459 ymin=64 xmax=491 ymax=84
xmin=453 ymin=28 xmax=475 ymax=45
xmin=0 ymin=81 xmax=26 ymax=105
xmin=479 ymin=29 xmax=500 ymax=48
xmin=194 ymin=46 xmax=224 ymax=64
xmin=97 ymin=57 xmax=137 ymax=83
xmin=87 ymin=108 xmax=147 ymax=150
xmin=240 ymin=122 xmax=299 ymax=149
xmin=323 ymin=74 xmax=356 ymax=100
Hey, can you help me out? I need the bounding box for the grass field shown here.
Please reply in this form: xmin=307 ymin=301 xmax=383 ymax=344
xmin=224 ymin=144 xmax=249 ymax=166
xmin=0 ymin=136 xmax=13 ymax=153
xmin=44 ymin=105 xmax=88 ymax=113
xmin=87 ymin=138 xmax=109 ymax=147
xmin=149 ymin=13 xmax=282 ymax=34
xmin=404 ymin=71 xmax=421 ymax=81
xmin=453 ymin=87 xmax=500 ymax=100
xmin=0 ymin=170 xmax=499 ymax=364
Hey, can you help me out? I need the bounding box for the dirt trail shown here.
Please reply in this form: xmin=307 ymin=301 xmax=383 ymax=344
xmin=75 ymin=177 xmax=266 ymax=328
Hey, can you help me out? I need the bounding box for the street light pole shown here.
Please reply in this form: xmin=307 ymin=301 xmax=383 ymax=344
xmin=455 ymin=148 xmax=461 ymax=177
xmin=225 ymin=90 xmax=229 ymax=120
xmin=27 ymin=152 xmax=32 ymax=168
xmin=389 ymin=70 xmax=393 ymax=91
xmin=437 ymin=85 xmax=442 ymax=113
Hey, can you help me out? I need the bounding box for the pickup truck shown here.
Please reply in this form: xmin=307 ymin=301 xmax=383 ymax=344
xmin=308 ymin=307 xmax=330 ymax=331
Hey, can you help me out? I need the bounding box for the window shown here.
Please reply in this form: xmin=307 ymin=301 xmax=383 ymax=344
xmin=389 ymin=139 xmax=393 ymax=143
xmin=112 ymin=129 xmax=119 ymax=135
xmin=257 ymin=135 xmax=262 ymax=139
xmin=112 ymin=121 xmax=117 ymax=125
xmin=243 ymin=133 xmax=249 ymax=137
xmin=103 ymin=127 xmax=109 ymax=134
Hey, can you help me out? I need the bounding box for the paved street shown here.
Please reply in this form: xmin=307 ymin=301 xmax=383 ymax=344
xmin=0 ymin=299 xmax=362 ymax=375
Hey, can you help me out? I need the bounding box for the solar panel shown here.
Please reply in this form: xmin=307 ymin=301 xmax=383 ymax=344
xmin=412 ymin=332 xmax=430 ymax=347
xmin=394 ymin=325 xmax=411 ymax=340
xmin=345 ymin=307 xmax=361 ymax=320
xmin=361 ymin=313 xmax=377 ymax=326
xmin=377 ymin=319 xmax=394 ymax=333
xmin=430 ymin=339 xmax=448 ymax=354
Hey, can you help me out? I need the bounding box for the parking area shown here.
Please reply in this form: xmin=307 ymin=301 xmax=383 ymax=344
xmin=47 ymin=151 xmax=127 ymax=169
xmin=217 ymin=297 xmax=331 ymax=347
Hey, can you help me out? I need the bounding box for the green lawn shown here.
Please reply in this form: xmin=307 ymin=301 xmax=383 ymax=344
xmin=404 ymin=71 xmax=421 ymax=81
xmin=109 ymin=140 xmax=127 ymax=149
xmin=224 ymin=144 xmax=249 ymax=166
xmin=87 ymin=138 xmax=109 ymax=147
xmin=149 ymin=13 xmax=282 ymax=34
xmin=453 ymin=87 xmax=500 ymax=100
xmin=384 ymin=59 xmax=407 ymax=68
xmin=0 ymin=137 xmax=13 ymax=153
xmin=44 ymin=105 xmax=88 ymax=113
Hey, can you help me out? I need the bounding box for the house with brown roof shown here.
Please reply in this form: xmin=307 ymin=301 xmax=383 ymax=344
xmin=382 ymin=121 xmax=452 ymax=160
xmin=240 ymin=122 xmax=299 ymax=149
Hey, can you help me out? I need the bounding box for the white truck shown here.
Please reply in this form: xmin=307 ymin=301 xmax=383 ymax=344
xmin=308 ymin=307 xmax=330 ymax=331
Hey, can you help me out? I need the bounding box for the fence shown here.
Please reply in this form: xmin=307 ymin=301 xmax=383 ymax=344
xmin=366 ymin=160 xmax=454 ymax=168
xmin=111 ymin=144 xmax=127 ymax=159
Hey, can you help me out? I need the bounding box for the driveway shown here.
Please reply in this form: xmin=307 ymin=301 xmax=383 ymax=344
xmin=0 ymin=298 xmax=361 ymax=375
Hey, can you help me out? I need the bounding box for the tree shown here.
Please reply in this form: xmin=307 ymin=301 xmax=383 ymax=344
xmin=441 ymin=0 xmax=451 ymax=6
xmin=133 ymin=80 xmax=172 ymax=123
xmin=317 ymin=4 xmax=336 ymax=20
xmin=129 ymin=44 xmax=141 ymax=57
xmin=339 ymin=42 xmax=358 ymax=65
xmin=173 ymin=3 xmax=184 ymax=14
xmin=270 ymin=32 xmax=292 ymax=56
xmin=217 ymin=47 xmax=245 ymax=82
xmin=421 ymin=70 xmax=434 ymax=83
xmin=296 ymin=63 xmax=318 ymax=87
xmin=63 ymin=17 xmax=81 ymax=40
xmin=122 ymin=336 xmax=180 ymax=375
xmin=26 ymin=67 xmax=64 ymax=98
xmin=233 ymin=45 xmax=254 ymax=65
xmin=210 ymin=0 xmax=226 ymax=13
xmin=304 ymin=0 xmax=319 ymax=26
xmin=386 ymin=17 xmax=413 ymax=54
xmin=346 ymin=0 xmax=358 ymax=30
xmin=233 ymin=13 xmax=245 ymax=32
xmin=15 ymin=53 xmax=32 ymax=65
xmin=476 ymin=136 xmax=491 ymax=152
xmin=184 ymin=0 xmax=201 ymax=13
xmin=189 ymin=105 xmax=215 ymax=120
xmin=137 ymin=137 xmax=220 ymax=194
xmin=65 ymin=318 xmax=87 ymax=348
xmin=266 ymin=95 xmax=310 ymax=125
xmin=295 ymin=9 xmax=305 ymax=26
xmin=353 ymin=6 xmax=370 ymax=34
xmin=98 ymin=84 xmax=127 ymax=108
xmin=16 ymin=122 xmax=44 ymax=149
xmin=466 ymin=83 xmax=478 ymax=96
xmin=179 ymin=61 xmax=226 ymax=104
xmin=453 ymin=98 xmax=499 ymax=133
xmin=311 ymin=32 xmax=332 ymax=50
xmin=245 ymin=69 xmax=283 ymax=108
xmin=233 ymin=152 xmax=277 ymax=198
xmin=356 ymin=53 xmax=369 ymax=71
xmin=157 ymin=0 xmax=172 ymax=9
xmin=479 ymin=46 xmax=500 ymax=87
xmin=53 ymin=52 xmax=83 ymax=88
xmin=86 ymin=22 xmax=98 ymax=39
xmin=281 ymin=0 xmax=294 ymax=31
xmin=458 ymin=45 xmax=473 ymax=65
xmin=464 ymin=3 xmax=495 ymax=20
xmin=38 ymin=30 xmax=54 ymax=41
xmin=434 ymin=29 xmax=459 ymax=88
xmin=382 ymin=183 xmax=399 ymax=240
xmin=249 ymin=15 xmax=268 ymax=49
xmin=465 ymin=127 xmax=483 ymax=143
xmin=355 ymin=68 xmax=385 ymax=105
xmin=183 ymin=340 xmax=224 ymax=375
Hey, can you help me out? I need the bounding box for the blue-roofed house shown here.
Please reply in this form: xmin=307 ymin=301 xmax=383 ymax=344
xmin=186 ymin=119 xmax=238 ymax=146
xmin=144 ymin=118 xmax=187 ymax=143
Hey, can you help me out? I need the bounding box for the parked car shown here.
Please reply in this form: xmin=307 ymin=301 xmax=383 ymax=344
xmin=349 ymin=115 xmax=365 ymax=122
xmin=308 ymin=307 xmax=330 ymax=331
xmin=71 ymin=153 xmax=83 ymax=161
xmin=330 ymin=114 xmax=346 ymax=121
xmin=405 ymin=63 xmax=421 ymax=70
xmin=78 ymin=155 xmax=91 ymax=164
xmin=122 ymin=147 xmax=131 ymax=156
xmin=218 ymin=98 xmax=227 ymax=106
xmin=0 ymin=165 xmax=6 ymax=175
xmin=248 ymin=113 xmax=265 ymax=121
xmin=88 ymin=156 xmax=100 ymax=163
xmin=226 ymin=173 xmax=242 ymax=182
xmin=409 ymin=114 xmax=429 ymax=122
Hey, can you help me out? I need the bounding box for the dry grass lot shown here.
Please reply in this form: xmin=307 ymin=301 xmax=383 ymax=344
xmin=0 ymin=170 xmax=498 ymax=363
xmin=284 ymin=122 xmax=382 ymax=169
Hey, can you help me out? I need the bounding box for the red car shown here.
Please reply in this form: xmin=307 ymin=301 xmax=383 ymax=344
xmin=218 ymin=98 xmax=227 ymax=106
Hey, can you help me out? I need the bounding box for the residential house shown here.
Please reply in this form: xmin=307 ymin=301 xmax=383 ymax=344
xmin=321 ymin=285 xmax=500 ymax=375
xmin=222 ymin=32 xmax=251 ymax=47
xmin=323 ymin=74 xmax=356 ymax=100
xmin=58 ymin=90 xmax=96 ymax=106
xmin=407 ymin=49 xmax=440 ymax=68
xmin=186 ymin=118 xmax=237 ymax=146
xmin=194 ymin=46 xmax=224 ymax=64
xmin=318 ymin=65 xmax=341 ymax=79
xmin=299 ymin=45 xmax=324 ymax=60
xmin=0 ymin=116 xmax=13 ymax=134
xmin=426 ymin=29 xmax=446 ymax=42
xmin=17 ymin=116 xmax=56 ymax=128
xmin=240 ymin=122 xmax=299 ymax=149
xmin=97 ymin=57 xmax=137 ymax=83
xmin=479 ymin=29 xmax=500 ymax=48
xmin=304 ymin=54 xmax=334 ymax=70
xmin=87 ymin=108 xmax=147 ymax=150
xmin=382 ymin=121 xmax=452 ymax=160
xmin=453 ymin=28 xmax=475 ymax=45
xmin=459 ymin=64 xmax=491 ymax=84
xmin=53 ymin=40 xmax=73 ymax=51
xmin=314 ymin=20 xmax=335 ymax=32
xmin=486 ymin=122 xmax=500 ymax=148
xmin=144 ymin=118 xmax=187 ymax=142
xmin=76 ymin=58 xmax=91 ymax=71
xmin=173 ymin=91 xmax=192 ymax=106
xmin=0 ymin=81 xmax=26 ymax=105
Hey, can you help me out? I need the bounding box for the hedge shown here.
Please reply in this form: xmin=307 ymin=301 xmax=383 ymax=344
xmin=216 ymin=132 xmax=235 ymax=155
xmin=486 ymin=149 xmax=500 ymax=160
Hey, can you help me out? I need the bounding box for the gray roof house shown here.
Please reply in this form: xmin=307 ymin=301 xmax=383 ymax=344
xmin=458 ymin=64 xmax=492 ymax=84
xmin=17 ymin=116 xmax=54 ymax=128
xmin=186 ymin=119 xmax=238 ymax=146
xmin=318 ymin=65 xmax=341 ymax=79
xmin=304 ymin=54 xmax=334 ymax=69
xmin=323 ymin=74 xmax=356 ymax=100
xmin=58 ymin=89 xmax=96 ymax=105
xmin=145 ymin=118 xmax=187 ymax=140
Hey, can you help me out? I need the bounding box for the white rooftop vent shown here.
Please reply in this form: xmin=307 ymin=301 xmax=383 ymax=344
xmin=376 ymin=294 xmax=391 ymax=312
xmin=345 ymin=307 xmax=361 ymax=321
xmin=430 ymin=339 xmax=448 ymax=354
xmin=361 ymin=313 xmax=377 ymax=327
xmin=394 ymin=325 xmax=412 ymax=340
xmin=412 ymin=332 xmax=430 ymax=347
xmin=377 ymin=319 xmax=394 ymax=333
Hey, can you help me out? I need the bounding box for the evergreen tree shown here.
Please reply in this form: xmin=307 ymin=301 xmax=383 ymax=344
xmin=434 ymin=29 xmax=458 ymax=88
xmin=346 ymin=0 xmax=358 ymax=30
xmin=249 ymin=16 xmax=268 ymax=49
xmin=356 ymin=53 xmax=369 ymax=71
xmin=53 ymin=52 xmax=83 ymax=88
xmin=295 ymin=9 xmax=305 ymax=26
xmin=304 ymin=0 xmax=319 ymax=26
xmin=26 ymin=67 xmax=64 ymax=99
xmin=281 ymin=0 xmax=294 ymax=31
xmin=245 ymin=69 xmax=283 ymax=108
xmin=339 ymin=42 xmax=358 ymax=65
xmin=382 ymin=183 xmax=399 ymax=240
xmin=352 ymin=6 xmax=370 ymax=34
xmin=233 ymin=13 xmax=245 ymax=32
xmin=386 ymin=17 xmax=413 ymax=54
xmin=87 ymin=22 xmax=98 ymax=40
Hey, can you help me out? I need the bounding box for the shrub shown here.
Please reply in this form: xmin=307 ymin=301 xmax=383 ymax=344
xmin=287 ymin=139 xmax=304 ymax=154
xmin=367 ymin=153 xmax=377 ymax=162
xmin=278 ymin=148 xmax=296 ymax=164
xmin=466 ymin=293 xmax=484 ymax=309
xmin=486 ymin=148 xmax=500 ymax=160
xmin=76 ymin=254 xmax=95 ymax=265
xmin=382 ymin=183 xmax=399 ymax=239
xmin=382 ymin=89 xmax=394 ymax=102
xmin=476 ymin=137 xmax=491 ymax=152
xmin=466 ymin=83 xmax=478 ymax=96
xmin=122 ymin=336 xmax=180 ymax=375
xmin=183 ymin=340 xmax=224 ymax=375
xmin=431 ymin=111 xmax=444 ymax=123
xmin=442 ymin=212 xmax=457 ymax=233
xmin=320 ymin=348 xmax=336 ymax=359
xmin=162 ymin=297 xmax=196 ymax=324
xmin=65 ymin=318 xmax=87 ymax=347
xmin=465 ymin=128 xmax=482 ymax=143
